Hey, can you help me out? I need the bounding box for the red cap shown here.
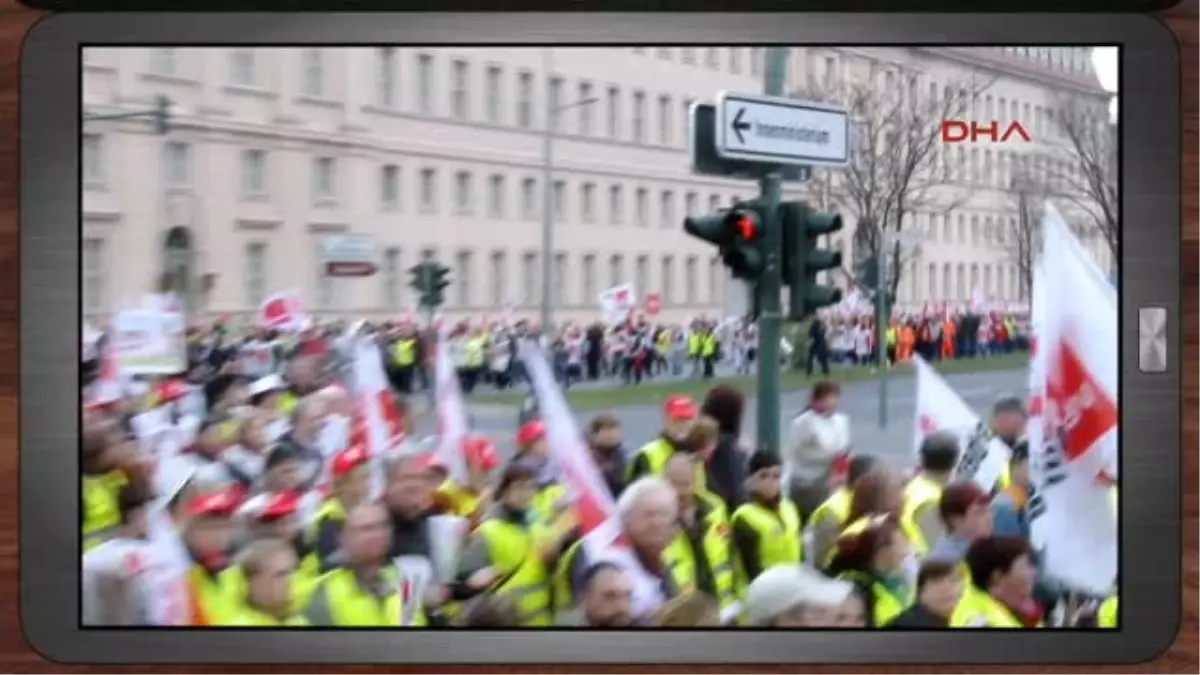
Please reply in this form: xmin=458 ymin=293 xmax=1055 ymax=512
xmin=257 ymin=491 xmax=300 ymax=522
xmin=186 ymin=490 xmax=240 ymax=518
xmin=663 ymin=394 xmax=698 ymax=421
xmin=158 ymin=378 xmax=189 ymax=403
xmin=464 ymin=436 xmax=499 ymax=471
xmin=516 ymin=420 xmax=546 ymax=449
xmin=332 ymin=445 xmax=369 ymax=478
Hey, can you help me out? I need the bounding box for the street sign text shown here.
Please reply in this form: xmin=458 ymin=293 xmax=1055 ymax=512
xmin=714 ymin=92 xmax=849 ymax=168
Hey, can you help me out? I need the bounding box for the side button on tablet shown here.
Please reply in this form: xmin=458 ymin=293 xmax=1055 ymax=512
xmin=1138 ymin=306 xmax=1167 ymax=373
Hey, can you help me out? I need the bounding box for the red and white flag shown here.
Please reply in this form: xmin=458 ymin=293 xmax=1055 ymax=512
xmin=1027 ymin=205 xmax=1117 ymax=595
xmin=348 ymin=336 xmax=408 ymax=496
xmin=520 ymin=340 xmax=672 ymax=621
xmin=434 ymin=328 xmax=469 ymax=484
xmin=258 ymin=290 xmax=310 ymax=332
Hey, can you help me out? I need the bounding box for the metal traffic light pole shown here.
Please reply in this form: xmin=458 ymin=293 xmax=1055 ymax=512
xmin=875 ymin=239 xmax=890 ymax=429
xmin=755 ymin=47 xmax=789 ymax=457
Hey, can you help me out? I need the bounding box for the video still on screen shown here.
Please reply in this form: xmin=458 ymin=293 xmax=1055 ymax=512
xmin=80 ymin=45 xmax=1119 ymax=630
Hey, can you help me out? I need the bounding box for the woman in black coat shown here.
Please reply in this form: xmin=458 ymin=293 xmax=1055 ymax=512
xmin=700 ymin=385 xmax=748 ymax=509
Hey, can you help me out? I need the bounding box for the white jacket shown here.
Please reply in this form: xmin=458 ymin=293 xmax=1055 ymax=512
xmin=784 ymin=409 xmax=851 ymax=485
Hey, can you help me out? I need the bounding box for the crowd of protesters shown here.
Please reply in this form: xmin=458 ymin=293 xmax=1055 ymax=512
xmin=79 ymin=300 xmax=1115 ymax=630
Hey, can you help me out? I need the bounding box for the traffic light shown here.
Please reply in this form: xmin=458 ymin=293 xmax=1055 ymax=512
xmin=683 ymin=201 xmax=768 ymax=280
xmin=425 ymin=263 xmax=451 ymax=308
xmin=781 ymin=201 xmax=844 ymax=320
xmin=153 ymin=95 xmax=172 ymax=136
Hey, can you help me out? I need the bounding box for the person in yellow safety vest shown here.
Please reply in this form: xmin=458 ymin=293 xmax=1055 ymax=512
xmin=806 ymin=454 xmax=882 ymax=568
xmin=885 ymin=559 xmax=966 ymax=627
xmin=1097 ymin=595 xmax=1118 ymax=628
xmin=181 ymin=489 xmax=245 ymax=626
xmin=82 ymin=422 xmax=136 ymax=552
xmin=225 ymin=538 xmax=311 ymax=626
xmin=661 ymin=454 xmax=737 ymax=612
xmin=390 ymin=327 xmax=420 ymax=394
xmin=700 ymin=329 xmax=719 ymax=379
xmin=826 ymin=515 xmax=916 ymax=627
xmin=434 ymin=435 xmax=501 ymax=527
xmin=304 ymin=502 xmax=415 ymax=626
xmin=627 ymin=395 xmax=714 ymax=499
xmin=511 ymin=420 xmax=569 ymax=526
xmin=459 ymin=327 xmax=488 ymax=395
xmin=278 ymin=355 xmax=322 ymax=420
xmin=827 ymin=471 xmax=915 ymax=571
xmin=687 ymin=327 xmax=703 ymax=375
xmin=457 ymin=463 xmax=565 ymax=626
xmin=656 ymin=328 xmax=672 ymax=375
xmin=223 ymin=491 xmax=323 ymax=613
xmin=988 ymin=396 xmax=1029 ymax=493
xmin=307 ymin=445 xmax=373 ymax=573
xmin=730 ymin=451 xmax=803 ymax=589
xmin=899 ymin=431 xmax=962 ymax=557
xmin=885 ymin=322 xmax=898 ymax=366
xmin=950 ymin=536 xmax=1045 ymax=628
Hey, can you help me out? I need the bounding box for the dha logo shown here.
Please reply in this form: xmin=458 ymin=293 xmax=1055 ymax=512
xmin=940 ymin=120 xmax=1032 ymax=144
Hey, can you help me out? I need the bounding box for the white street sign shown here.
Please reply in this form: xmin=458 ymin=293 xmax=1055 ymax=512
xmin=715 ymin=91 xmax=849 ymax=168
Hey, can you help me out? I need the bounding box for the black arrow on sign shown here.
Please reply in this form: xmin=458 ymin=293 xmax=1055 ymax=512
xmin=731 ymin=107 xmax=752 ymax=144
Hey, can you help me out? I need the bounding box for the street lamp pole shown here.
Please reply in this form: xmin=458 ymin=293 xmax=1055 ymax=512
xmin=539 ymin=48 xmax=598 ymax=333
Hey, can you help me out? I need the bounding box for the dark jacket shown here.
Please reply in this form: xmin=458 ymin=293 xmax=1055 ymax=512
xmin=706 ymin=432 xmax=746 ymax=508
xmin=887 ymin=603 xmax=950 ymax=628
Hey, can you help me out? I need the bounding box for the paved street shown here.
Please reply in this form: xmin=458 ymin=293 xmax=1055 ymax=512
xmin=407 ymin=367 xmax=1028 ymax=472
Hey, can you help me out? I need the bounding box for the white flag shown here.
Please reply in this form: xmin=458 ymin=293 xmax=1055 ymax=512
xmin=434 ymin=329 xmax=469 ymax=484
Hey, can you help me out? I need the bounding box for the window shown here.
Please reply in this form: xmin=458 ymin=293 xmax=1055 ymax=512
xmin=927 ymin=263 xmax=936 ymax=301
xmin=554 ymin=253 xmax=568 ymax=305
xmin=82 ymin=237 xmax=106 ymax=314
xmin=487 ymin=174 xmax=505 ymax=219
xmin=454 ymin=171 xmax=473 ymax=214
xmin=824 ymin=57 xmax=836 ymax=90
xmin=380 ymin=164 xmax=400 ymax=211
xmin=609 ymin=255 xmax=624 ymax=288
xmin=521 ymin=252 xmax=538 ymax=305
xmin=489 ymin=252 xmax=506 ymax=306
xmin=230 ymin=49 xmax=256 ymax=86
xmin=956 ymin=264 xmax=966 ymax=300
xmin=942 ymin=263 xmax=952 ymax=299
xmin=609 ymin=185 xmax=623 ymax=225
xmin=82 ymin=134 xmax=104 ymax=185
xmin=682 ymin=48 xmax=696 ymax=64
xmin=455 ymin=251 xmax=472 ymax=307
xmin=582 ymin=255 xmax=597 ymax=302
xmin=635 ymin=188 xmax=649 ymax=227
xmin=241 ymin=149 xmax=268 ymax=199
xmin=548 ymin=76 xmax=564 ymax=131
xmin=377 ymin=48 xmax=397 ymax=108
xmin=553 ymin=180 xmax=566 ymax=221
xmin=635 ymin=256 xmax=649 ymax=295
xmin=729 ymin=48 xmax=742 ymax=73
xmin=244 ymin=242 xmax=268 ymax=308
xmin=996 ymin=266 xmax=1006 ymax=300
xmin=578 ymin=82 xmax=594 ymax=135
xmin=581 ymin=183 xmax=596 ymax=224
xmin=312 ymin=156 xmax=335 ymax=203
xmin=706 ymin=48 xmax=719 ymax=69
xmin=416 ymin=53 xmax=434 ymax=113
xmin=708 ymin=257 xmax=720 ymax=303
xmin=682 ymin=99 xmax=694 ymax=145
xmin=517 ymin=71 xmax=534 ymax=128
xmin=632 ymin=91 xmax=646 ymax=142
xmin=606 ymin=86 xmax=620 ymax=138
xmin=451 ymin=59 xmax=469 ymax=120
xmin=708 ymin=194 xmax=721 ymax=212
xmin=315 ymin=239 xmax=333 ymax=309
xmin=382 ymin=248 xmax=401 ymax=307
xmin=970 ymin=215 xmax=979 ymax=246
xmin=485 ymin=65 xmax=502 ymax=123
xmin=984 ymin=264 xmax=993 ymax=296
xmin=656 ymin=48 xmax=672 ymax=60
xmin=658 ymin=95 xmax=672 ymax=144
xmin=956 ymin=214 xmax=965 ymax=244
xmin=521 ymin=178 xmax=537 ymax=220
xmin=685 ymin=257 xmax=698 ymax=304
xmin=661 ymin=256 xmax=674 ymax=303
xmin=419 ymin=168 xmax=437 ymax=212
xmin=750 ymin=48 xmax=762 ymax=76
xmin=149 ymin=49 xmax=178 ymax=76
xmin=970 ymin=264 xmax=980 ymax=298
xmin=163 ymin=142 xmax=191 ymax=186
xmin=301 ymin=50 xmax=324 ymax=97
xmin=659 ymin=191 xmax=674 ymax=229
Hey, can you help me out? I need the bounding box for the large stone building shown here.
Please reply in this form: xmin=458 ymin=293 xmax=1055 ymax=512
xmin=81 ymin=46 xmax=1112 ymax=323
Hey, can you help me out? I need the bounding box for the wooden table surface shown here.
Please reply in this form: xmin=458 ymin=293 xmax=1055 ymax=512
xmin=0 ymin=1 xmax=1194 ymax=672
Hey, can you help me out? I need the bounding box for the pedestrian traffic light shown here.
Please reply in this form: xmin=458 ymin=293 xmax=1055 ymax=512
xmin=153 ymin=95 xmax=172 ymax=136
xmin=424 ymin=263 xmax=451 ymax=308
xmin=683 ymin=201 xmax=768 ymax=280
xmin=781 ymin=201 xmax=844 ymax=320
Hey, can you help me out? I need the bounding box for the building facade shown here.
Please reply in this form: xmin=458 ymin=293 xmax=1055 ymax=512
xmin=81 ymin=46 xmax=1112 ymax=323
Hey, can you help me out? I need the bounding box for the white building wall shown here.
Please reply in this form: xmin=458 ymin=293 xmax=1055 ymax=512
xmin=81 ymin=46 xmax=1112 ymax=323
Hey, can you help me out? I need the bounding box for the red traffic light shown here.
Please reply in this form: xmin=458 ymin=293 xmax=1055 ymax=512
xmin=733 ymin=214 xmax=758 ymax=240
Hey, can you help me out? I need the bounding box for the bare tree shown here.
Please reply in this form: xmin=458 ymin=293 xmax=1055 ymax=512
xmin=1049 ymin=93 xmax=1118 ymax=265
xmin=1002 ymin=167 xmax=1043 ymax=301
xmin=801 ymin=54 xmax=996 ymax=298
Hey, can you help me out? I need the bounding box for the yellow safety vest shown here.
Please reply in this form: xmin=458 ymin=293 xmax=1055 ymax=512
xmin=392 ymin=338 xmax=417 ymax=367
xmin=950 ymin=586 xmax=1042 ymax=628
xmin=315 ymin=567 xmax=407 ymax=627
xmin=664 ymin=504 xmax=737 ymax=610
xmin=306 ymin=498 xmax=349 ymax=549
xmin=218 ymin=554 xmax=322 ymax=617
xmin=626 ymin=438 xmax=715 ymax=503
xmin=657 ymin=332 xmax=671 ymax=354
xmin=465 ymin=338 xmax=486 ymax=368
xmin=810 ymin=487 xmax=853 ymax=532
xmin=82 ymin=471 xmax=126 ymax=552
xmin=529 ymin=482 xmax=568 ymax=527
xmin=551 ymin=538 xmax=688 ymax=614
xmin=437 ymin=479 xmax=484 ymax=520
xmin=886 ymin=328 xmax=898 ymax=347
xmin=476 ymin=518 xmax=554 ymax=626
xmin=701 ymin=334 xmax=718 ymax=357
xmin=227 ymin=606 xmax=310 ymax=627
xmin=1098 ymin=595 xmax=1118 ymax=628
xmin=730 ymin=499 xmax=803 ymax=581
xmin=279 ymin=391 xmax=300 ymax=419
xmin=899 ymin=474 xmax=943 ymax=556
xmin=840 ymin=571 xmax=913 ymax=627
xmin=187 ymin=565 xmax=243 ymax=626
xmin=687 ymin=334 xmax=701 ymax=357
